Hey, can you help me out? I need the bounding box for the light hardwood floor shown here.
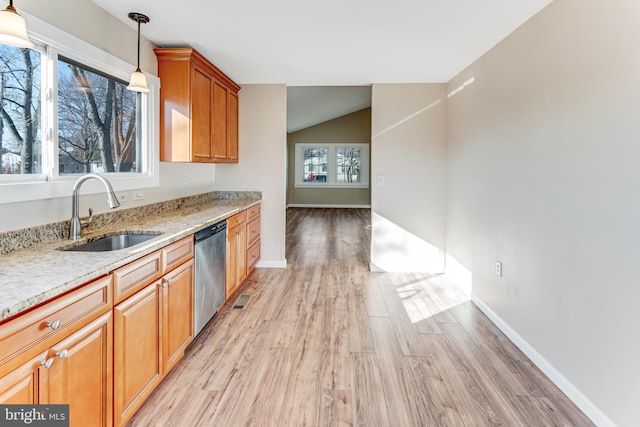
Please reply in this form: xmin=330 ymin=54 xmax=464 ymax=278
xmin=128 ymin=208 xmax=593 ymax=427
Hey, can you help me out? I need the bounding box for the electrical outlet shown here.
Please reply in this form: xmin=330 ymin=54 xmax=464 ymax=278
xmin=133 ymin=190 xmax=144 ymax=200
xmin=181 ymin=176 xmax=188 ymax=187
xmin=495 ymin=261 xmax=503 ymax=277
xmin=377 ymin=174 xmax=385 ymax=185
xmin=117 ymin=193 xmax=128 ymax=203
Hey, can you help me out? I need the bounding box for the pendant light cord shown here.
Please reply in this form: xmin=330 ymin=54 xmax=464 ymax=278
xmin=136 ymin=18 xmax=141 ymax=71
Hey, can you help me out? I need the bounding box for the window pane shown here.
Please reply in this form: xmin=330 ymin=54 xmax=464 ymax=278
xmin=57 ymin=58 xmax=140 ymax=174
xmin=303 ymin=147 xmax=327 ymax=182
xmin=0 ymin=45 xmax=42 ymax=175
xmin=336 ymin=147 xmax=361 ymax=183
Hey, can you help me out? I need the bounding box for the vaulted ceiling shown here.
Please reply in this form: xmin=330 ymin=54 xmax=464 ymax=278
xmin=92 ymin=0 xmax=553 ymax=85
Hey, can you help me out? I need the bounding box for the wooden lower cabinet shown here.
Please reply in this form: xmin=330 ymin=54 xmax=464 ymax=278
xmin=226 ymin=213 xmax=247 ymax=299
xmin=0 ymin=351 xmax=47 ymax=405
xmin=113 ymin=239 xmax=194 ymax=426
xmin=0 ymin=313 xmax=112 ymax=427
xmin=49 ymin=312 xmax=112 ymax=427
xmin=113 ymin=282 xmax=162 ymax=427
xmin=162 ymin=259 xmax=194 ymax=374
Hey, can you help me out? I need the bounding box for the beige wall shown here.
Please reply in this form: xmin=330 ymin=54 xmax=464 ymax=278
xmin=370 ymin=84 xmax=447 ymax=272
xmin=214 ymin=85 xmax=287 ymax=267
xmin=446 ymin=0 xmax=640 ymax=425
xmin=287 ymin=108 xmax=371 ymax=207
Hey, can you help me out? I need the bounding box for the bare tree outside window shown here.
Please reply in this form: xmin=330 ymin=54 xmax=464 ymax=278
xmin=0 ymin=45 xmax=41 ymax=175
xmin=336 ymin=147 xmax=361 ymax=183
xmin=58 ymin=58 xmax=140 ymax=174
xmin=303 ymin=147 xmax=328 ymax=182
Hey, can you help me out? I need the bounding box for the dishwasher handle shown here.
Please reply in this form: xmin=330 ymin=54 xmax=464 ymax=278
xmin=194 ymin=220 xmax=227 ymax=242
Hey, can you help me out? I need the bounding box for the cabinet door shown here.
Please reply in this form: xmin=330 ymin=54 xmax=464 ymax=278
xmin=192 ymin=64 xmax=214 ymax=162
xmin=236 ymin=224 xmax=247 ymax=285
xmin=226 ymin=226 xmax=238 ymax=299
xmin=228 ymin=91 xmax=239 ymax=162
xmin=226 ymin=224 xmax=247 ymax=299
xmin=212 ymin=81 xmax=228 ymax=160
xmin=162 ymin=259 xmax=194 ymax=374
xmin=0 ymin=351 xmax=48 ymax=404
xmin=113 ymin=283 xmax=162 ymax=427
xmin=48 ymin=312 xmax=112 ymax=427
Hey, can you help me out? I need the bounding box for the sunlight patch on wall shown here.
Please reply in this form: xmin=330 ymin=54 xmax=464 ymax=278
xmin=370 ymin=211 xmax=443 ymax=272
xmin=444 ymin=253 xmax=473 ymax=295
xmin=371 ymin=99 xmax=442 ymax=140
xmin=447 ymin=77 xmax=475 ymax=98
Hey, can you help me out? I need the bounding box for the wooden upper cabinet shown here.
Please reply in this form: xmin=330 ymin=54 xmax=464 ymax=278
xmin=229 ymin=92 xmax=239 ymax=162
xmin=155 ymin=48 xmax=240 ymax=163
xmin=192 ymin=65 xmax=214 ymax=162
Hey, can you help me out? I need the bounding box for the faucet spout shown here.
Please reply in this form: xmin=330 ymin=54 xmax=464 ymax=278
xmin=70 ymin=174 xmax=121 ymax=240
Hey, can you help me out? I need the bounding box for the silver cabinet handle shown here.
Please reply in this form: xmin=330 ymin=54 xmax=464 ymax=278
xmin=47 ymin=320 xmax=61 ymax=330
xmin=40 ymin=358 xmax=54 ymax=369
xmin=56 ymin=350 xmax=68 ymax=359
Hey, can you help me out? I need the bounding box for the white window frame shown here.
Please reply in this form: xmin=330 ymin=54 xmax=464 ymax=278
xmin=295 ymin=143 xmax=369 ymax=188
xmin=0 ymin=9 xmax=159 ymax=204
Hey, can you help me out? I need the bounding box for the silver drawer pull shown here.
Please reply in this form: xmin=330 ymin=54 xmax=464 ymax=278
xmin=40 ymin=358 xmax=54 ymax=369
xmin=56 ymin=350 xmax=68 ymax=359
xmin=47 ymin=320 xmax=61 ymax=330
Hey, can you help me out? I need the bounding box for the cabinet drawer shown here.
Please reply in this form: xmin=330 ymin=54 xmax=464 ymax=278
xmin=227 ymin=211 xmax=246 ymax=229
xmin=162 ymin=236 xmax=194 ymax=273
xmin=247 ymin=238 xmax=260 ymax=275
xmin=247 ymin=216 xmax=261 ymax=247
xmin=113 ymin=251 xmax=162 ymax=304
xmin=247 ymin=204 xmax=260 ymax=221
xmin=0 ymin=275 xmax=112 ymax=367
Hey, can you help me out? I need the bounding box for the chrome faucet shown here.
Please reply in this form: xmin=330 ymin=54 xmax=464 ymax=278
xmin=69 ymin=174 xmax=120 ymax=240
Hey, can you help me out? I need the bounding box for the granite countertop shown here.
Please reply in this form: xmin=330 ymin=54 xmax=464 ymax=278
xmin=0 ymin=193 xmax=261 ymax=322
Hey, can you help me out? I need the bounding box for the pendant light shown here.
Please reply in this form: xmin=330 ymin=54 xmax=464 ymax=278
xmin=0 ymin=0 xmax=33 ymax=48
xmin=127 ymin=12 xmax=150 ymax=93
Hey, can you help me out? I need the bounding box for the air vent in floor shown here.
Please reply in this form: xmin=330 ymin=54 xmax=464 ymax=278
xmin=232 ymin=294 xmax=251 ymax=310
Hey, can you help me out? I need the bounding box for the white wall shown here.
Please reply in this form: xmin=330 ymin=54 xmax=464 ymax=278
xmin=371 ymin=84 xmax=447 ymax=272
xmin=214 ymin=85 xmax=287 ymax=267
xmin=446 ymin=0 xmax=640 ymax=425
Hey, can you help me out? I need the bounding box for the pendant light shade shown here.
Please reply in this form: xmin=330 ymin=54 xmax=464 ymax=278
xmin=0 ymin=1 xmax=33 ymax=48
xmin=127 ymin=12 xmax=150 ymax=93
xmin=127 ymin=68 xmax=149 ymax=92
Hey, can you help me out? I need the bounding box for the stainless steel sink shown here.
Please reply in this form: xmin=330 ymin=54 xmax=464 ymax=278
xmin=58 ymin=232 xmax=163 ymax=252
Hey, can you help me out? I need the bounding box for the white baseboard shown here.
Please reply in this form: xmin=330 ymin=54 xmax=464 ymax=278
xmin=287 ymin=204 xmax=371 ymax=209
xmin=256 ymin=259 xmax=287 ymax=269
xmin=471 ymin=296 xmax=616 ymax=427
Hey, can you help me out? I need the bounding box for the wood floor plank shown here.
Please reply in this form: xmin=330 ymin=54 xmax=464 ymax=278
xmin=126 ymin=208 xmax=593 ymax=427
xmin=351 ymin=352 xmax=391 ymax=427
xmin=318 ymin=389 xmax=353 ymax=427
xmin=243 ymin=348 xmax=293 ymax=426
xmin=439 ymin=322 xmax=531 ymax=426
xmin=369 ymin=316 xmax=419 ymax=427
xmin=278 ymin=348 xmax=322 ymax=426
xmin=402 ymin=356 xmax=467 ymax=426
xmin=422 ymin=332 xmax=506 ymax=426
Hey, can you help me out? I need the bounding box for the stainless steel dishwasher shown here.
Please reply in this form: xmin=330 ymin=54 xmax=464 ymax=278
xmin=194 ymin=220 xmax=227 ymax=336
